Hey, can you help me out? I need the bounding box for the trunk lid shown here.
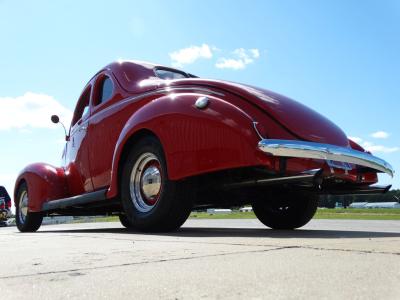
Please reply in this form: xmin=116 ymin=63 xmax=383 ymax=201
xmin=167 ymin=79 xmax=349 ymax=147
xmin=237 ymin=84 xmax=349 ymax=146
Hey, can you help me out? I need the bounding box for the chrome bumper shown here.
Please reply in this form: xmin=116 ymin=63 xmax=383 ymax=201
xmin=258 ymin=139 xmax=394 ymax=177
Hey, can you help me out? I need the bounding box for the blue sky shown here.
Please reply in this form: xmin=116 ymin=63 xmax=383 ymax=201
xmin=0 ymin=0 xmax=399 ymax=203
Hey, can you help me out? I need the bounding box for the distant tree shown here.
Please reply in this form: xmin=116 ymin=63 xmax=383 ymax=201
xmin=319 ymin=195 xmax=336 ymax=208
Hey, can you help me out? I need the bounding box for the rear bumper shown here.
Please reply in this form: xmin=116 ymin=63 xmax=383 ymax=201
xmin=258 ymin=139 xmax=394 ymax=177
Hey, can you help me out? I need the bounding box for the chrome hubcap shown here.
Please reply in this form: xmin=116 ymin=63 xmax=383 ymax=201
xmin=141 ymin=165 xmax=162 ymax=200
xmin=130 ymin=153 xmax=162 ymax=213
xmin=19 ymin=191 xmax=28 ymax=223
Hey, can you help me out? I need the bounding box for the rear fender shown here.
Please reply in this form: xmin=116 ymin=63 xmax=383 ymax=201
xmin=14 ymin=163 xmax=68 ymax=212
xmin=107 ymin=93 xmax=263 ymax=198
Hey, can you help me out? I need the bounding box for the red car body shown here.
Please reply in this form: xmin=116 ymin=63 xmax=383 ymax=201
xmin=14 ymin=61 xmax=394 ymax=232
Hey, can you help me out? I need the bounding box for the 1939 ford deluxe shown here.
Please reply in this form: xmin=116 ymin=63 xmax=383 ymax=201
xmin=14 ymin=60 xmax=394 ymax=232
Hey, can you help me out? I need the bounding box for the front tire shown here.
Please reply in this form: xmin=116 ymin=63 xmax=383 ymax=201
xmin=120 ymin=136 xmax=194 ymax=232
xmin=252 ymin=191 xmax=318 ymax=229
xmin=119 ymin=214 xmax=134 ymax=229
xmin=16 ymin=183 xmax=43 ymax=232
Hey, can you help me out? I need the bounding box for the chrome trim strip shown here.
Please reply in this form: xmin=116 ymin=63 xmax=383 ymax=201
xmin=122 ymin=86 xmax=225 ymax=105
xmin=89 ymin=86 xmax=225 ymax=118
xmin=258 ymin=139 xmax=394 ymax=177
xmin=252 ymin=122 xmax=265 ymax=139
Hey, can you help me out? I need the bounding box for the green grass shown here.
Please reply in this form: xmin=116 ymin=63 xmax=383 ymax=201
xmin=190 ymin=208 xmax=400 ymax=220
xmin=314 ymin=208 xmax=400 ymax=220
xmin=73 ymin=216 xmax=119 ymax=223
xmin=72 ymin=208 xmax=400 ymax=223
xmin=190 ymin=211 xmax=256 ymax=219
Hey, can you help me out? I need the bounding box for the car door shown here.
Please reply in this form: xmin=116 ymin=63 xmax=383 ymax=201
xmin=87 ymin=71 xmax=127 ymax=190
xmin=64 ymin=85 xmax=94 ymax=196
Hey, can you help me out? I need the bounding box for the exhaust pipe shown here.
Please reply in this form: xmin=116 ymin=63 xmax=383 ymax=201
xmin=223 ymin=169 xmax=323 ymax=190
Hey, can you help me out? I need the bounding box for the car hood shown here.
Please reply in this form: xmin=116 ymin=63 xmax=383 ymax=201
xmin=134 ymin=78 xmax=349 ymax=147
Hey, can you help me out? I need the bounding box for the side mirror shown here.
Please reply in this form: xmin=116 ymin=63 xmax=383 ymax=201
xmin=51 ymin=115 xmax=60 ymax=124
xmin=51 ymin=115 xmax=69 ymax=141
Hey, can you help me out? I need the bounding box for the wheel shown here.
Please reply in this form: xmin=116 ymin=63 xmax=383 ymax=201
xmin=119 ymin=214 xmax=134 ymax=229
xmin=16 ymin=183 xmax=43 ymax=232
xmin=252 ymin=191 xmax=318 ymax=229
xmin=120 ymin=136 xmax=194 ymax=232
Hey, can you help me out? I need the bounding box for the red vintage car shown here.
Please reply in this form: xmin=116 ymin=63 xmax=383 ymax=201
xmin=14 ymin=60 xmax=394 ymax=232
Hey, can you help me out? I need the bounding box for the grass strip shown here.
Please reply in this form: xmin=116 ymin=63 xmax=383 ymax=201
xmin=72 ymin=208 xmax=400 ymax=222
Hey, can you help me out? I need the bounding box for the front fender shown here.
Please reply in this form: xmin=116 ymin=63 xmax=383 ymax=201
xmin=14 ymin=163 xmax=68 ymax=212
xmin=107 ymin=93 xmax=264 ymax=198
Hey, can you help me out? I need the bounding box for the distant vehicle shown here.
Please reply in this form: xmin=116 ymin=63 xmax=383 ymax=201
xmin=239 ymin=207 xmax=253 ymax=212
xmin=364 ymin=202 xmax=400 ymax=209
xmin=0 ymin=186 xmax=12 ymax=226
xmin=206 ymin=208 xmax=232 ymax=214
xmin=14 ymin=60 xmax=395 ymax=232
xmin=335 ymin=202 xmax=344 ymax=209
xmin=349 ymin=201 xmax=400 ymax=209
xmin=349 ymin=202 xmax=369 ymax=209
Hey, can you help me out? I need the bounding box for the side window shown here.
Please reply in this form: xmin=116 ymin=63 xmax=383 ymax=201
xmin=71 ymin=87 xmax=91 ymax=127
xmin=97 ymin=76 xmax=114 ymax=105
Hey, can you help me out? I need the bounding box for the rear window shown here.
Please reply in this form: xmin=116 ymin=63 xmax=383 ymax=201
xmin=154 ymin=68 xmax=188 ymax=80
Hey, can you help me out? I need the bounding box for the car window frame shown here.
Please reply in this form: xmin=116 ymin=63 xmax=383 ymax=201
xmin=70 ymin=85 xmax=92 ymax=132
xmin=92 ymin=73 xmax=115 ymax=107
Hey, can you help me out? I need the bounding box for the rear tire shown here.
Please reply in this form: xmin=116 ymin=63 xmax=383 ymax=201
xmin=252 ymin=191 xmax=318 ymax=229
xmin=120 ymin=136 xmax=194 ymax=232
xmin=16 ymin=183 xmax=43 ymax=232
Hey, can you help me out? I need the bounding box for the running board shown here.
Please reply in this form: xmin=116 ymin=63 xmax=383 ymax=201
xmin=41 ymin=189 xmax=108 ymax=211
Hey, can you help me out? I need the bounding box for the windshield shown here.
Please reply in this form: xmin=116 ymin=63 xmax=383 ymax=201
xmin=154 ymin=68 xmax=189 ymax=80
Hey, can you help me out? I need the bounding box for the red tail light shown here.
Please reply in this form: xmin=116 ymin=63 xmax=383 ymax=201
xmin=6 ymin=201 xmax=11 ymax=209
xmin=0 ymin=199 xmax=4 ymax=210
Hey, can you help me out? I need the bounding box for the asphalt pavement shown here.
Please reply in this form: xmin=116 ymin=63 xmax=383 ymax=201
xmin=1 ymin=219 xmax=399 ymax=299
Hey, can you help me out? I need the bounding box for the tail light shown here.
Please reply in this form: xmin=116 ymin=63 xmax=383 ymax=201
xmin=0 ymin=198 xmax=4 ymax=210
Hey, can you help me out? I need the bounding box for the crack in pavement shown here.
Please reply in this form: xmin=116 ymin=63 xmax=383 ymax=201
xmin=30 ymin=232 xmax=400 ymax=256
xmin=2 ymin=241 xmax=399 ymax=281
xmin=0 ymin=246 xmax=294 ymax=280
xmin=130 ymin=238 xmax=400 ymax=256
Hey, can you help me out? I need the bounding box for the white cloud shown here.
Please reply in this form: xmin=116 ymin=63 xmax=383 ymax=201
xmin=361 ymin=141 xmax=399 ymax=154
xmin=348 ymin=136 xmax=398 ymax=153
xmin=348 ymin=136 xmax=363 ymax=144
xmin=250 ymin=48 xmax=260 ymax=58
xmin=371 ymin=131 xmax=389 ymax=139
xmin=215 ymin=58 xmax=246 ymax=70
xmin=169 ymin=44 xmax=213 ymax=67
xmin=348 ymin=137 xmax=400 ymax=153
xmin=216 ymin=48 xmax=260 ymax=70
xmin=169 ymin=45 xmax=261 ymax=70
xmin=0 ymin=92 xmax=73 ymax=130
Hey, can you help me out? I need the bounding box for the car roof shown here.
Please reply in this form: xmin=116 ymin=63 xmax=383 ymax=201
xmin=101 ymin=60 xmax=192 ymax=94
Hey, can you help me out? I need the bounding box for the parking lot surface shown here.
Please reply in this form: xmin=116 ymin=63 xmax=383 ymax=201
xmin=1 ymin=219 xmax=399 ymax=299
